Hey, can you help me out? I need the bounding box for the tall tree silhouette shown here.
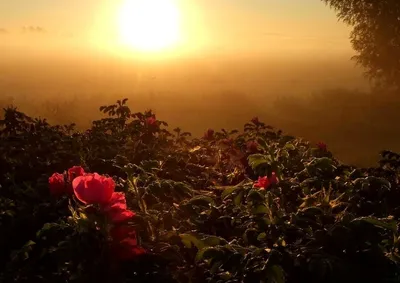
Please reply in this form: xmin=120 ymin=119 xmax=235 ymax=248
xmin=322 ymin=0 xmax=400 ymax=89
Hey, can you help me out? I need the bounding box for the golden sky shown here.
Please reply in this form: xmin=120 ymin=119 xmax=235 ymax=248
xmin=0 ymin=0 xmax=353 ymax=58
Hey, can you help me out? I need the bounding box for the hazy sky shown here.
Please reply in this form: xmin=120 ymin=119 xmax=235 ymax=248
xmin=0 ymin=0 xmax=353 ymax=58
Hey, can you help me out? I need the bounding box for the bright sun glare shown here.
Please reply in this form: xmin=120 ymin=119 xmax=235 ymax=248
xmin=117 ymin=0 xmax=181 ymax=52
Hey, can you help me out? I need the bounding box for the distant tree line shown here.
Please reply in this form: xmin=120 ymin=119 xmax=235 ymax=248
xmin=322 ymin=0 xmax=400 ymax=90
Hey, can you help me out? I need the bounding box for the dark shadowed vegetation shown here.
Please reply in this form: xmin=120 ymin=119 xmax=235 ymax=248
xmin=1 ymin=98 xmax=400 ymax=282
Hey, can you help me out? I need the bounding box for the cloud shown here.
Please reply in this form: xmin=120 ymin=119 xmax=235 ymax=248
xmin=0 ymin=28 xmax=8 ymax=34
xmin=22 ymin=26 xmax=46 ymax=33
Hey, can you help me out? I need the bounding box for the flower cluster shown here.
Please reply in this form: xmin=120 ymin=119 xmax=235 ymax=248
xmin=253 ymin=172 xmax=278 ymax=190
xmin=317 ymin=141 xmax=327 ymax=151
xmin=48 ymin=166 xmax=85 ymax=195
xmin=49 ymin=166 xmax=145 ymax=260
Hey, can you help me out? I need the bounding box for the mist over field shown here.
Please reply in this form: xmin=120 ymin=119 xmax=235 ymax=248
xmin=3 ymin=49 xmax=398 ymax=167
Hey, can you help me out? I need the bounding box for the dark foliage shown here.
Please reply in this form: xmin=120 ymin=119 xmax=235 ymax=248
xmin=1 ymin=99 xmax=400 ymax=282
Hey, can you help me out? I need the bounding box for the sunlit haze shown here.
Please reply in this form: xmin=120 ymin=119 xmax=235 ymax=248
xmin=2 ymin=0 xmax=394 ymax=166
xmin=0 ymin=0 xmax=353 ymax=57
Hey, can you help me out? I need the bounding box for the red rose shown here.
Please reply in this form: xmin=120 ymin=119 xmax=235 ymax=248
xmin=254 ymin=172 xmax=278 ymax=189
xmin=49 ymin=173 xmax=66 ymax=195
xmin=110 ymin=225 xmax=146 ymax=260
xmin=317 ymin=142 xmax=327 ymax=151
xmin=72 ymin=173 xmax=115 ymax=205
xmin=254 ymin=176 xmax=270 ymax=189
xmin=146 ymin=116 xmax=156 ymax=126
xmin=103 ymin=192 xmax=135 ymax=223
xmin=108 ymin=209 xmax=135 ymax=223
xmin=67 ymin=166 xmax=85 ymax=182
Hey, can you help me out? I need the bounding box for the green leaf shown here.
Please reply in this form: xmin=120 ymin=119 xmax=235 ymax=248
xmin=221 ymin=186 xmax=240 ymax=200
xmin=308 ymin=157 xmax=334 ymax=169
xmin=210 ymin=261 xmax=222 ymax=274
xmin=252 ymin=205 xmax=269 ymax=215
xmin=202 ymin=236 xmax=227 ymax=247
xmin=255 ymin=216 xmax=272 ymax=228
xmin=284 ymin=143 xmax=295 ymax=151
xmin=248 ymin=154 xmax=271 ymax=170
xmin=266 ymin=191 xmax=274 ymax=207
xmin=180 ymin=234 xmax=204 ymax=250
xmin=301 ymin=206 xmax=324 ymax=216
xmin=36 ymin=222 xmax=63 ymax=238
xmin=257 ymin=137 xmax=269 ymax=149
xmin=267 ymin=265 xmax=285 ymax=283
xmin=247 ymin=189 xmax=265 ymax=203
xmin=234 ymin=190 xmax=245 ymax=205
xmin=257 ymin=232 xmax=267 ymax=241
xmin=24 ymin=240 xmax=36 ymax=248
xmin=188 ymin=195 xmax=215 ymax=207
xmin=195 ymin=246 xmax=224 ymax=262
xmin=351 ymin=217 xmax=397 ymax=232
xmin=280 ymin=149 xmax=289 ymax=158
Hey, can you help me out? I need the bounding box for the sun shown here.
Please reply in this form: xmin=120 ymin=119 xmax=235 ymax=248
xmin=117 ymin=0 xmax=182 ymax=52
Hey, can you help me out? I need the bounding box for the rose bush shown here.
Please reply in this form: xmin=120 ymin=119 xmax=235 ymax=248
xmin=49 ymin=165 xmax=146 ymax=264
xmin=1 ymin=98 xmax=400 ymax=283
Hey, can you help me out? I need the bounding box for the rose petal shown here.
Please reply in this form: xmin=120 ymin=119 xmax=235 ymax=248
xmin=108 ymin=209 xmax=135 ymax=224
xmin=105 ymin=192 xmax=127 ymax=211
xmin=72 ymin=173 xmax=115 ymax=205
xmin=67 ymin=166 xmax=85 ymax=182
xmin=102 ymin=192 xmax=135 ymax=223
xmin=254 ymin=176 xmax=270 ymax=189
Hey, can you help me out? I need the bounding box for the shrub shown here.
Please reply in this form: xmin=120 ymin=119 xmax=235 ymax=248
xmin=1 ymin=99 xmax=400 ymax=282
